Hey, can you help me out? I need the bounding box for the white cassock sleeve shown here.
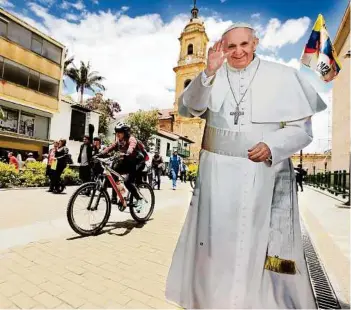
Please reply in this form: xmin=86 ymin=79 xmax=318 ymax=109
xmin=262 ymin=117 xmax=313 ymax=167
xmin=178 ymin=71 xmax=215 ymax=117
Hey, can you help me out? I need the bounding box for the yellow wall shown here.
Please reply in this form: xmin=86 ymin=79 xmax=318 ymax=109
xmin=0 ymin=38 xmax=62 ymax=80
xmin=332 ymin=30 xmax=350 ymax=171
xmin=291 ymin=154 xmax=332 ymax=174
xmin=0 ymin=138 xmax=43 ymax=155
xmin=0 ymin=82 xmax=58 ymax=112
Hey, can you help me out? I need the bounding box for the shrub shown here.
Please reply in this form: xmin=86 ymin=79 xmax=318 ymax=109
xmin=18 ymin=162 xmax=48 ymax=187
xmin=188 ymin=163 xmax=198 ymax=178
xmin=62 ymin=167 xmax=81 ymax=185
xmin=0 ymin=162 xmax=19 ymax=188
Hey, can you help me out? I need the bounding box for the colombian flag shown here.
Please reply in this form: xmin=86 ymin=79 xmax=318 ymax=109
xmin=301 ymin=14 xmax=341 ymax=82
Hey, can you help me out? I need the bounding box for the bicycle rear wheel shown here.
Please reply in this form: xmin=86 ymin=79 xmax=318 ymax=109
xmin=67 ymin=182 xmax=111 ymax=236
xmin=129 ymin=182 xmax=155 ymax=223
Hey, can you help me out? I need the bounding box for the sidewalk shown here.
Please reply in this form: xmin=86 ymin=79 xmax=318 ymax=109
xmin=0 ymin=192 xmax=189 ymax=309
xmin=299 ymin=186 xmax=350 ymax=307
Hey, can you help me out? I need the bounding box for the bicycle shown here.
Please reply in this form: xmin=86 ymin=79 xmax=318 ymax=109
xmin=189 ymin=174 xmax=196 ymax=189
xmin=66 ymin=155 xmax=155 ymax=236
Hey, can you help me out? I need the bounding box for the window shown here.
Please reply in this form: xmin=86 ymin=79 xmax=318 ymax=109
xmin=187 ymin=44 xmax=193 ymax=55
xmin=156 ymin=138 xmax=161 ymax=152
xmin=31 ymin=34 xmax=43 ymax=55
xmin=39 ymin=74 xmax=59 ymax=97
xmin=19 ymin=113 xmax=35 ymax=137
xmin=42 ymin=40 xmax=62 ymax=64
xmin=70 ymin=109 xmax=86 ymax=141
xmin=3 ymin=59 xmax=29 ymax=87
xmin=0 ymin=56 xmax=3 ymax=79
xmin=0 ymin=107 xmax=18 ymax=133
xmin=28 ymin=70 xmax=40 ymax=92
xmin=184 ymin=79 xmax=191 ymax=89
xmin=0 ymin=18 xmax=8 ymax=37
xmin=184 ymin=143 xmax=188 ymax=148
xmin=166 ymin=143 xmax=170 ymax=151
xmin=8 ymin=21 xmax=31 ymax=50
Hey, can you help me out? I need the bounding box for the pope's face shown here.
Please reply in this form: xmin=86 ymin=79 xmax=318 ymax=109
xmin=223 ymin=28 xmax=259 ymax=69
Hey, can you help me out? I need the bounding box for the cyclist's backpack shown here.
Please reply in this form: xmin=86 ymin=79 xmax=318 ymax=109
xmin=136 ymin=140 xmax=149 ymax=162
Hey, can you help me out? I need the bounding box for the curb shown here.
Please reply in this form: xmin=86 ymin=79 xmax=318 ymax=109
xmin=305 ymin=185 xmax=349 ymax=204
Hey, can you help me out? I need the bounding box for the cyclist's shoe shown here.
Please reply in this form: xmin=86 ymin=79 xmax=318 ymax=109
xmin=134 ymin=199 xmax=143 ymax=212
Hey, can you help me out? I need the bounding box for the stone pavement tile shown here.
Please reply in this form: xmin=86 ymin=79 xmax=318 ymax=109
xmin=0 ymin=293 xmax=16 ymax=308
xmin=56 ymin=291 xmax=86 ymax=308
xmin=123 ymin=288 xmax=152 ymax=304
xmin=54 ymin=302 xmax=74 ymax=309
xmin=146 ymin=297 xmax=176 ymax=309
xmin=9 ymin=292 xmax=37 ymax=309
xmin=38 ymin=281 xmax=65 ymax=296
xmin=19 ymin=281 xmax=43 ymax=297
xmin=101 ymin=290 xmax=131 ymax=306
xmin=124 ymin=299 xmax=152 ymax=309
xmin=0 ymin=282 xmax=22 ymax=298
xmin=33 ymin=291 xmax=62 ymax=308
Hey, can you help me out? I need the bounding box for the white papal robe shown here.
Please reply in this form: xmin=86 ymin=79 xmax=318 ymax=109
xmin=165 ymin=56 xmax=327 ymax=309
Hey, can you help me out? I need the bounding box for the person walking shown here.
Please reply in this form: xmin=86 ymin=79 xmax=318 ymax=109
xmin=168 ymin=151 xmax=181 ymax=190
xmin=152 ymin=151 xmax=164 ymax=190
xmin=78 ymin=135 xmax=93 ymax=184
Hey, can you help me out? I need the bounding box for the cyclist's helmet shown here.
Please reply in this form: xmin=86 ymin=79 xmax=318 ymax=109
xmin=114 ymin=121 xmax=130 ymax=134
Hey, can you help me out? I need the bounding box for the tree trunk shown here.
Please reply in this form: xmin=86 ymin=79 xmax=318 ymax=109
xmin=80 ymin=86 xmax=84 ymax=105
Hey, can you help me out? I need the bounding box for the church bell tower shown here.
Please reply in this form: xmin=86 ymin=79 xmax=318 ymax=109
xmin=173 ymin=1 xmax=209 ymax=163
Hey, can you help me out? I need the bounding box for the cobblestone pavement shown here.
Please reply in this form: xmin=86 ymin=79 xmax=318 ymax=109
xmin=0 ymin=179 xmax=191 ymax=309
xmin=299 ymin=187 xmax=350 ymax=307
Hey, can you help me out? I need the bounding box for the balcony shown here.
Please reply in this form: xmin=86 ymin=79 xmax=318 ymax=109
xmin=167 ymin=147 xmax=190 ymax=158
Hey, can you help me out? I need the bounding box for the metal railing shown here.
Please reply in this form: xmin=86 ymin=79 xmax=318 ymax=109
xmin=304 ymin=170 xmax=350 ymax=199
xmin=166 ymin=148 xmax=190 ymax=158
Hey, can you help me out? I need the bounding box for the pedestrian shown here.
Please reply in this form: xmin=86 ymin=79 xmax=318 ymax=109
xmin=294 ymin=164 xmax=307 ymax=192
xmin=42 ymin=154 xmax=48 ymax=165
xmin=77 ymin=135 xmax=93 ymax=185
xmin=46 ymin=141 xmax=58 ymax=192
xmin=180 ymin=160 xmax=188 ymax=183
xmin=91 ymin=137 xmax=105 ymax=180
xmin=168 ymin=150 xmax=181 ymax=190
xmin=7 ymin=152 xmax=19 ymax=170
xmin=152 ymin=150 xmax=164 ymax=190
xmin=165 ymin=22 xmax=327 ymax=309
xmin=51 ymin=139 xmax=69 ymax=193
xmin=24 ymin=153 xmax=36 ymax=167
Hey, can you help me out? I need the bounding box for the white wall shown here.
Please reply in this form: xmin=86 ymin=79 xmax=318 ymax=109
xmin=49 ymin=100 xmax=101 ymax=164
xmin=50 ymin=100 xmax=71 ymax=142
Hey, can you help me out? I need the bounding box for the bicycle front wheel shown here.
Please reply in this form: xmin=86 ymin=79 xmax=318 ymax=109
xmin=129 ymin=182 xmax=155 ymax=223
xmin=67 ymin=182 xmax=111 ymax=236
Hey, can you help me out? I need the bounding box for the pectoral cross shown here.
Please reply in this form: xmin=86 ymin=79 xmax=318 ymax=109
xmin=230 ymin=106 xmax=244 ymax=125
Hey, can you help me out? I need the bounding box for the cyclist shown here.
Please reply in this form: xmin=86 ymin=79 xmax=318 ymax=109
xmin=95 ymin=122 xmax=145 ymax=209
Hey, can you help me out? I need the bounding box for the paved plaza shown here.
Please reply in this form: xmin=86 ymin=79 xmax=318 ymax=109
xmin=0 ymin=180 xmax=349 ymax=309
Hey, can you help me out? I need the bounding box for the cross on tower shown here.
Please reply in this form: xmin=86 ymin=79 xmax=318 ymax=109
xmin=230 ymin=106 xmax=244 ymax=125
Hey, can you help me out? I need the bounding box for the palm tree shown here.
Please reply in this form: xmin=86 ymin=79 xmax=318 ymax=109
xmin=63 ymin=51 xmax=75 ymax=85
xmin=66 ymin=61 xmax=105 ymax=104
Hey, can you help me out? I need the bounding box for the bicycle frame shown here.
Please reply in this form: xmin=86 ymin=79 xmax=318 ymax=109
xmin=103 ymin=164 xmax=127 ymax=206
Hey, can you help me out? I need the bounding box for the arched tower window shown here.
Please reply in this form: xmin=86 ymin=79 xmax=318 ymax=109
xmin=187 ymin=44 xmax=193 ymax=55
xmin=184 ymin=79 xmax=191 ymax=89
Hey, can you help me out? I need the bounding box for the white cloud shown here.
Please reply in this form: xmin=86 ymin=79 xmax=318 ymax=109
xmin=34 ymin=0 xmax=56 ymax=6
xmin=220 ymin=0 xmax=227 ymax=3
xmin=251 ymin=13 xmax=260 ymax=19
xmin=91 ymin=0 xmax=98 ymax=4
xmin=259 ymin=17 xmax=310 ymax=50
xmin=65 ymin=13 xmax=80 ymax=21
xmin=0 ymin=0 xmax=14 ymax=8
xmin=121 ymin=6 xmax=129 ymax=12
xmin=60 ymin=0 xmax=85 ymax=11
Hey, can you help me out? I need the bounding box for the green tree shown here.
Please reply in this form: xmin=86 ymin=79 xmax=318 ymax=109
xmin=85 ymin=94 xmax=121 ymax=135
xmin=66 ymin=61 xmax=105 ymax=104
xmin=126 ymin=110 xmax=159 ymax=150
xmin=63 ymin=51 xmax=75 ymax=88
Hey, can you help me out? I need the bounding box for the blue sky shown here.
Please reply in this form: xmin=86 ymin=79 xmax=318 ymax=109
xmin=2 ymin=0 xmax=349 ymax=152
